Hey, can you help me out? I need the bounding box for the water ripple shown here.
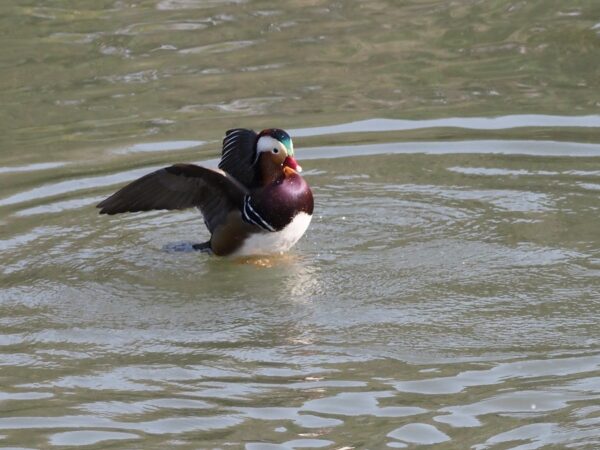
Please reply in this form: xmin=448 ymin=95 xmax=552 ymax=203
xmin=1 ymin=144 xmax=599 ymax=448
xmin=394 ymin=354 xmax=600 ymax=395
xmin=291 ymin=115 xmax=600 ymax=137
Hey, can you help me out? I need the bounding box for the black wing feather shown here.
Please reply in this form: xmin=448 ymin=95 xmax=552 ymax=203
xmin=97 ymin=164 xmax=248 ymax=233
xmin=218 ymin=128 xmax=258 ymax=187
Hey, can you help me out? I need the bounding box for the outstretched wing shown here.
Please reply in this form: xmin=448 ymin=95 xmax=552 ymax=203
xmin=97 ymin=164 xmax=248 ymax=233
xmin=218 ymin=128 xmax=258 ymax=187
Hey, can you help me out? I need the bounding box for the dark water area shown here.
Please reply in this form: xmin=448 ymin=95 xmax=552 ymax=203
xmin=1 ymin=1 xmax=600 ymax=449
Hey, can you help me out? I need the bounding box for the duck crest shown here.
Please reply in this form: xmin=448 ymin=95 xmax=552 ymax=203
xmin=257 ymin=128 xmax=294 ymax=156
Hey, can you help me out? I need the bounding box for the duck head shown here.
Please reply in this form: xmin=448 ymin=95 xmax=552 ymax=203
xmin=255 ymin=129 xmax=302 ymax=184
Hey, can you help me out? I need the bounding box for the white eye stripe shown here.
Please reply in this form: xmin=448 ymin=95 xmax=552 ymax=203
xmin=256 ymin=136 xmax=284 ymax=155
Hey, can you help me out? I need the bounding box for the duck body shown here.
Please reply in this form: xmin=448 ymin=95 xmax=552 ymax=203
xmin=97 ymin=128 xmax=313 ymax=256
xmin=234 ymin=171 xmax=313 ymax=256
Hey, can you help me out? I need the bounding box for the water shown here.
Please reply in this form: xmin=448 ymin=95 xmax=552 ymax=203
xmin=1 ymin=1 xmax=600 ymax=449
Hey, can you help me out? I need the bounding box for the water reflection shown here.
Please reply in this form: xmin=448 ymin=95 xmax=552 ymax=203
xmin=388 ymin=423 xmax=450 ymax=445
xmin=49 ymin=431 xmax=140 ymax=447
xmin=4 ymin=142 xmax=600 ymax=446
xmin=291 ymin=115 xmax=600 ymax=137
xmin=2 ymin=137 xmax=599 ymax=212
xmin=0 ymin=162 xmax=67 ymax=174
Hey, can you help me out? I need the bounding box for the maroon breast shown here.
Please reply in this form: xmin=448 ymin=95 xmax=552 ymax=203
xmin=251 ymin=173 xmax=313 ymax=231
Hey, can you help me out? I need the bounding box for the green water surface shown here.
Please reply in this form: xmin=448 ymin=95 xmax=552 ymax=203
xmin=1 ymin=1 xmax=600 ymax=449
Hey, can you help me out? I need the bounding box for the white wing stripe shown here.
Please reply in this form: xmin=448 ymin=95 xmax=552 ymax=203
xmin=242 ymin=196 xmax=275 ymax=232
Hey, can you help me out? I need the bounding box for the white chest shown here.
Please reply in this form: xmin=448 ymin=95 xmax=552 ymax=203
xmin=234 ymin=212 xmax=312 ymax=256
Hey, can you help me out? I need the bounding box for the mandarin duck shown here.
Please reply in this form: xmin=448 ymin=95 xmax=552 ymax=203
xmin=97 ymin=128 xmax=313 ymax=256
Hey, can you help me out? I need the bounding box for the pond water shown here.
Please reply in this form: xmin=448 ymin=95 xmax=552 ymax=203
xmin=1 ymin=1 xmax=600 ymax=449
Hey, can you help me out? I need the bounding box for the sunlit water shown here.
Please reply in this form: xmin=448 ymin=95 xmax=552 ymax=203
xmin=2 ymin=1 xmax=600 ymax=449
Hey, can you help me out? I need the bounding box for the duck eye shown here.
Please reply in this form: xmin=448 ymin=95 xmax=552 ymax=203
xmin=272 ymin=148 xmax=279 ymax=154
